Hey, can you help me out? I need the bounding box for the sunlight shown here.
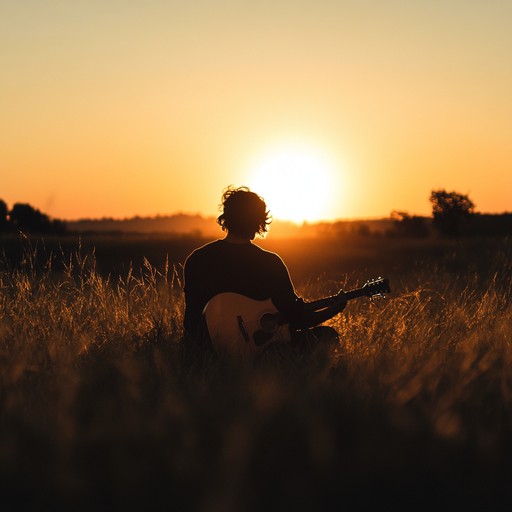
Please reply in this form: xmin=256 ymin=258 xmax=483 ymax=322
xmin=246 ymin=142 xmax=341 ymax=223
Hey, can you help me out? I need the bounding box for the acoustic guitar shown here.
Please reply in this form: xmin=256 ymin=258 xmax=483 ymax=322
xmin=203 ymin=277 xmax=390 ymax=359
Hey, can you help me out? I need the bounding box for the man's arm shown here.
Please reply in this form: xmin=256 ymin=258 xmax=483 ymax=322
xmin=267 ymin=252 xmax=347 ymax=330
xmin=292 ymin=290 xmax=347 ymax=330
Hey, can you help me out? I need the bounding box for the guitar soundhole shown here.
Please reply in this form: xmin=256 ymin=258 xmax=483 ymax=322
xmin=260 ymin=313 xmax=278 ymax=332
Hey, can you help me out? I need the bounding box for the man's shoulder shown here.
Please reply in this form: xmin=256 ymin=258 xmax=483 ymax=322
xmin=250 ymin=244 xmax=288 ymax=271
xmin=252 ymin=243 xmax=283 ymax=260
xmin=186 ymin=239 xmax=283 ymax=265
xmin=187 ymin=239 xmax=223 ymax=257
xmin=185 ymin=239 xmax=223 ymax=267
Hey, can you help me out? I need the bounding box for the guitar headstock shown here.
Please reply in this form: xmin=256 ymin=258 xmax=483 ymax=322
xmin=362 ymin=277 xmax=391 ymax=298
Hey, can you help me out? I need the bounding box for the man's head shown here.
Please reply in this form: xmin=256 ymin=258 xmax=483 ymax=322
xmin=217 ymin=186 xmax=271 ymax=239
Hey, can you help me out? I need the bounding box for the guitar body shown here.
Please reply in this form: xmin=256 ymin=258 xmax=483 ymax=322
xmin=203 ymin=277 xmax=390 ymax=360
xmin=203 ymin=293 xmax=291 ymax=359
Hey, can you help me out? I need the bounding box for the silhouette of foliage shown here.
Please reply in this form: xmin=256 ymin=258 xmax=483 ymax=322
xmin=9 ymin=202 xmax=67 ymax=234
xmin=430 ymin=189 xmax=475 ymax=237
xmin=50 ymin=218 xmax=68 ymax=234
xmin=390 ymin=210 xmax=430 ymax=238
xmin=465 ymin=213 xmax=512 ymax=237
xmin=0 ymin=199 xmax=9 ymax=232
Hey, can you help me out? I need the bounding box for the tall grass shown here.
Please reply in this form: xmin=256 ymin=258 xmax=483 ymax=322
xmin=0 ymin=237 xmax=511 ymax=510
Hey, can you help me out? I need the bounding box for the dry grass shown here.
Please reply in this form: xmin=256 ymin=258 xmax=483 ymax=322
xmin=0 ymin=236 xmax=511 ymax=510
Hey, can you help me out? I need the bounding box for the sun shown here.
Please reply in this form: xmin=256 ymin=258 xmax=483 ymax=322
xmin=246 ymin=143 xmax=340 ymax=224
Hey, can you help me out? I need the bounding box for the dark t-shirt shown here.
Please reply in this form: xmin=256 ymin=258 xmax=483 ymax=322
xmin=183 ymin=239 xmax=305 ymax=339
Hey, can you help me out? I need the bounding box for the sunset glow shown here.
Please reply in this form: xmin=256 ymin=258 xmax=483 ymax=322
xmin=1 ymin=1 xmax=511 ymax=221
xmin=246 ymin=143 xmax=341 ymax=223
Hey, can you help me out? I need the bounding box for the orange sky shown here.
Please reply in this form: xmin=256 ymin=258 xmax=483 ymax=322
xmin=1 ymin=0 xmax=511 ymax=222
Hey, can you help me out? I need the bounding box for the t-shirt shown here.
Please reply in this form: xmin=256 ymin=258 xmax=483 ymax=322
xmin=183 ymin=239 xmax=304 ymax=339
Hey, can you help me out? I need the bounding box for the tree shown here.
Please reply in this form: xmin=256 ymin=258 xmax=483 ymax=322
xmin=9 ymin=203 xmax=67 ymax=234
xmin=0 ymin=199 xmax=9 ymax=232
xmin=10 ymin=203 xmax=50 ymax=233
xmin=429 ymin=189 xmax=475 ymax=237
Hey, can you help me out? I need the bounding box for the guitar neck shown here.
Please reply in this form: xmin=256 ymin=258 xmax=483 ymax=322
xmin=345 ymin=287 xmax=369 ymax=301
xmin=305 ymin=286 xmax=365 ymax=312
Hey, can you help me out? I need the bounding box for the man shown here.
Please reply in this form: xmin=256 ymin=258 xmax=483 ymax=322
xmin=183 ymin=185 xmax=347 ymax=356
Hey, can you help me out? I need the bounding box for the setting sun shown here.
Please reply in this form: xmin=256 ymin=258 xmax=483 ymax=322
xmin=1 ymin=1 xmax=510 ymax=221
xmin=246 ymin=143 xmax=341 ymax=224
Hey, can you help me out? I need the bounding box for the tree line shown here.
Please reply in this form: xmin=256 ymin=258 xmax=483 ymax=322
xmin=391 ymin=189 xmax=477 ymax=238
xmin=1 ymin=189 xmax=509 ymax=238
xmin=0 ymin=200 xmax=67 ymax=235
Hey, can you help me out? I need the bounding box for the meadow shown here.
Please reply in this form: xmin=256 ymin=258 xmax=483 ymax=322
xmin=0 ymin=232 xmax=511 ymax=511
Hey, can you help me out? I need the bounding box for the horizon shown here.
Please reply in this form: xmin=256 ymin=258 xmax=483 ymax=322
xmin=62 ymin=206 xmax=512 ymax=225
xmin=3 ymin=197 xmax=512 ymax=225
xmin=2 ymin=1 xmax=511 ymax=222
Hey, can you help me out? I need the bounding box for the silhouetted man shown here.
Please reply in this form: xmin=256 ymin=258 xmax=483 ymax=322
xmin=183 ymin=185 xmax=347 ymax=357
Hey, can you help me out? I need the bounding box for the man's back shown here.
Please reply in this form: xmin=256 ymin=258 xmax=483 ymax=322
xmin=183 ymin=239 xmax=302 ymax=339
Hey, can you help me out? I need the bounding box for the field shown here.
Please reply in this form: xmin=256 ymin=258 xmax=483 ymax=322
xmin=0 ymin=232 xmax=511 ymax=510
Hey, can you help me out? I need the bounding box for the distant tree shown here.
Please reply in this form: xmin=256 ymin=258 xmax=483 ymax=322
xmin=0 ymin=199 xmax=9 ymax=232
xmin=9 ymin=203 xmax=67 ymax=234
xmin=429 ymin=189 xmax=475 ymax=237
xmin=10 ymin=203 xmax=49 ymax=232
xmin=465 ymin=213 xmax=512 ymax=237
xmin=49 ymin=218 xmax=68 ymax=235
xmin=390 ymin=210 xmax=430 ymax=238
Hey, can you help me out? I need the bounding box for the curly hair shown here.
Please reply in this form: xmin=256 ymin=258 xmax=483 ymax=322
xmin=217 ymin=186 xmax=271 ymax=239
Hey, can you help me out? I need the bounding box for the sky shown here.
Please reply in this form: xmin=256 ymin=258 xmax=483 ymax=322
xmin=1 ymin=0 xmax=511 ymax=222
